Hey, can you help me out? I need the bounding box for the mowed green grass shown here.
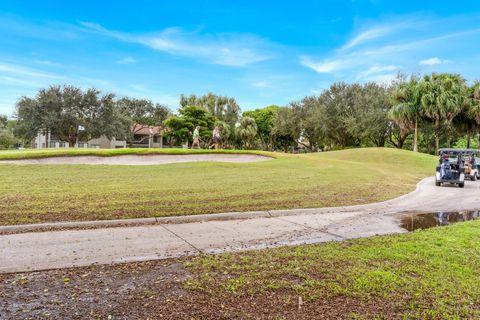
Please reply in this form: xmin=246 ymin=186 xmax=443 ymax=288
xmin=186 ymin=221 xmax=480 ymax=319
xmin=0 ymin=148 xmax=436 ymax=225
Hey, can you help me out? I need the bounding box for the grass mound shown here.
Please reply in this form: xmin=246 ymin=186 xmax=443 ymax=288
xmin=0 ymin=148 xmax=436 ymax=225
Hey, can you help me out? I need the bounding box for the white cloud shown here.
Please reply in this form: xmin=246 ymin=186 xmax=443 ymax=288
xmin=419 ymin=57 xmax=447 ymax=66
xmin=341 ymin=26 xmax=392 ymax=50
xmin=300 ymin=56 xmax=348 ymax=74
xmin=340 ymin=19 xmax=423 ymax=51
xmin=80 ymin=22 xmax=271 ymax=67
xmin=117 ymin=56 xmax=137 ymax=64
xmin=0 ymin=63 xmax=64 ymax=79
xmin=356 ymin=65 xmax=399 ymax=79
xmin=251 ymin=81 xmax=273 ymax=88
xmin=300 ymin=15 xmax=480 ymax=80
xmin=363 ymin=28 xmax=480 ymax=57
xmin=33 ymin=60 xmax=65 ymax=67
xmin=0 ymin=62 xmax=67 ymax=88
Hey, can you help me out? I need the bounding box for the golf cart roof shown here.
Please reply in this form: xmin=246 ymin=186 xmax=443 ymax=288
xmin=438 ymin=148 xmax=480 ymax=155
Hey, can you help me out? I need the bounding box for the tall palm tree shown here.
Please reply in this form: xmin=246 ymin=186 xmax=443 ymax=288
xmin=389 ymin=79 xmax=421 ymax=152
xmin=468 ymin=82 xmax=480 ymax=147
xmin=419 ymin=73 xmax=466 ymax=151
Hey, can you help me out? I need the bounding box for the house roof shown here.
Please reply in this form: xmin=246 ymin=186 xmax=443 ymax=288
xmin=132 ymin=124 xmax=165 ymax=136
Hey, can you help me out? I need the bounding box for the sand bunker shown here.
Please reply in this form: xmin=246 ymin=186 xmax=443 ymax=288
xmin=0 ymin=154 xmax=273 ymax=166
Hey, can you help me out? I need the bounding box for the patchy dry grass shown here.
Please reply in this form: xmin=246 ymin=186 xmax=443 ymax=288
xmin=2 ymin=221 xmax=479 ymax=319
xmin=185 ymin=220 xmax=480 ymax=319
xmin=0 ymin=148 xmax=436 ymax=225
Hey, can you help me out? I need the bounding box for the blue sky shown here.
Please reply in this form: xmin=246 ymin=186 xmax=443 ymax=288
xmin=1 ymin=1 xmax=480 ymax=116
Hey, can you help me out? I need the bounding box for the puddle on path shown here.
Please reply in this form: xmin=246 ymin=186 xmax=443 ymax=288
xmin=399 ymin=210 xmax=480 ymax=231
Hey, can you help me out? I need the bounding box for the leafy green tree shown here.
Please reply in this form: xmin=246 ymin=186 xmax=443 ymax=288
xmin=15 ymin=85 xmax=125 ymax=147
xmin=419 ymin=73 xmax=467 ymax=150
xmin=116 ymin=97 xmax=171 ymax=145
xmin=318 ymin=82 xmax=360 ymax=148
xmin=290 ymin=97 xmax=326 ymax=151
xmin=271 ymin=107 xmax=298 ymax=152
xmin=164 ymin=106 xmax=216 ymax=146
xmin=345 ymin=82 xmax=391 ymax=147
xmin=15 ymin=91 xmax=59 ymax=147
xmin=243 ymin=105 xmax=280 ymax=150
xmin=0 ymin=115 xmax=7 ymax=128
xmin=0 ymin=130 xmax=17 ymax=148
xmin=235 ymin=116 xmax=258 ymax=149
xmin=180 ymin=93 xmax=240 ymax=126
xmin=0 ymin=115 xmax=17 ymax=148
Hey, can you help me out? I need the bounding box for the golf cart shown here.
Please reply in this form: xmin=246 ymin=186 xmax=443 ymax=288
xmin=463 ymin=149 xmax=480 ymax=181
xmin=435 ymin=148 xmax=469 ymax=188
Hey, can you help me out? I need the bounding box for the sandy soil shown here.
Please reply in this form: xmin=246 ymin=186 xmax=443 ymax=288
xmin=0 ymin=154 xmax=272 ymax=165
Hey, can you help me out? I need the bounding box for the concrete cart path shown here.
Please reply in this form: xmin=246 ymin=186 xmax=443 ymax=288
xmin=1 ymin=177 xmax=479 ymax=273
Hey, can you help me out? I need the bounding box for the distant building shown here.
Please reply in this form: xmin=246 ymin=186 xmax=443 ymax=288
xmin=31 ymin=132 xmax=127 ymax=149
xmin=130 ymin=124 xmax=166 ymax=148
xmin=31 ymin=124 xmax=166 ymax=149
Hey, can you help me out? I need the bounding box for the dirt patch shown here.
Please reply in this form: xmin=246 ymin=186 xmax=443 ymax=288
xmin=0 ymin=259 xmax=192 ymax=319
xmin=0 ymin=154 xmax=272 ymax=166
xmin=0 ymin=259 xmax=398 ymax=320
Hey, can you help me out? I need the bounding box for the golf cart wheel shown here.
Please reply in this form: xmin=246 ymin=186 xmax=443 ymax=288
xmin=435 ymin=181 xmax=441 ymax=187
xmin=459 ymin=182 xmax=465 ymax=188
xmin=473 ymin=173 xmax=478 ymax=182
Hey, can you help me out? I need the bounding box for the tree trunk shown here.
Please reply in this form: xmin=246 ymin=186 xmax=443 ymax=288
xmin=413 ymin=116 xmax=418 ymax=152
xmin=434 ymin=119 xmax=440 ymax=151
xmin=467 ymin=133 xmax=471 ymax=149
xmin=398 ymin=131 xmax=408 ymax=149
xmin=45 ymin=129 xmax=49 ymax=149
xmin=69 ymin=138 xmax=77 ymax=148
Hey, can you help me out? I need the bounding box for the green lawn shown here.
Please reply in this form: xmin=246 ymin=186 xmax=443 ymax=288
xmin=185 ymin=220 xmax=480 ymax=319
xmin=0 ymin=148 xmax=436 ymax=225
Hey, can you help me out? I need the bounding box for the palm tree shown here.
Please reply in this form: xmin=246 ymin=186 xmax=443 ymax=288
xmin=454 ymin=110 xmax=477 ymax=149
xmin=214 ymin=120 xmax=232 ymax=148
xmin=419 ymin=73 xmax=466 ymax=151
xmin=468 ymin=82 xmax=480 ymax=147
xmin=235 ymin=116 xmax=258 ymax=149
xmin=389 ymin=79 xmax=421 ymax=152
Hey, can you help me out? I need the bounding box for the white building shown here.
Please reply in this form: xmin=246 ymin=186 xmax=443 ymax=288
xmin=31 ymin=124 xmax=166 ymax=149
xmin=31 ymin=132 xmax=127 ymax=149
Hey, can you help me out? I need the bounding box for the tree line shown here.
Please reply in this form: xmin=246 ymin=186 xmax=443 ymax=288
xmin=9 ymin=85 xmax=170 ymax=148
xmin=2 ymin=72 xmax=479 ymax=153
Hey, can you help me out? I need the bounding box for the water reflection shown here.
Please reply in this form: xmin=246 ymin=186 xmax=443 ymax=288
xmin=400 ymin=210 xmax=480 ymax=231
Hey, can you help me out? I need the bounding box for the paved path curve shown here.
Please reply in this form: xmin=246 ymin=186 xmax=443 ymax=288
xmin=1 ymin=177 xmax=479 ymax=273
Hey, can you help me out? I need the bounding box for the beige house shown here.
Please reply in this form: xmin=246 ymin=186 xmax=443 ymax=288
xmin=131 ymin=124 xmax=166 ymax=148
